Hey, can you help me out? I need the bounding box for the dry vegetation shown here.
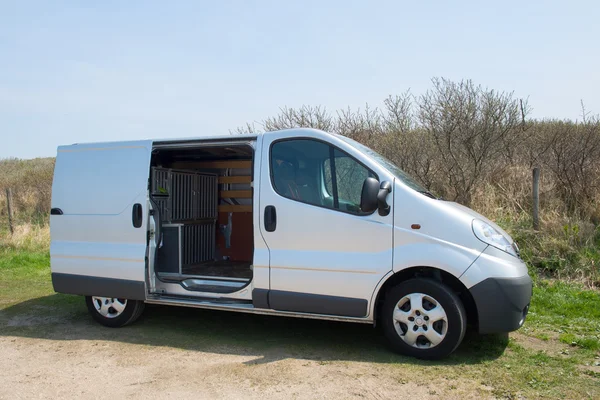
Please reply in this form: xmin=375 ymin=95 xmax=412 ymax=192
xmin=235 ymin=78 xmax=600 ymax=286
xmin=1 ymin=78 xmax=600 ymax=285
xmin=0 ymin=157 xmax=54 ymax=227
xmin=0 ymin=223 xmax=50 ymax=253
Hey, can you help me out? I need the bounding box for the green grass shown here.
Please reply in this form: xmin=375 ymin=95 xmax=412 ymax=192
xmin=0 ymin=248 xmax=599 ymax=399
xmin=559 ymin=333 xmax=600 ymax=350
xmin=0 ymin=248 xmax=52 ymax=302
xmin=526 ymin=281 xmax=600 ymax=353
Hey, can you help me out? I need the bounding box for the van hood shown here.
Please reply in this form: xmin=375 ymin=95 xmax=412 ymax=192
xmin=439 ymin=201 xmax=514 ymax=243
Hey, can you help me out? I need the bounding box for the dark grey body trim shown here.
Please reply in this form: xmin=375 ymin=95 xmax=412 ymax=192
xmin=252 ymin=288 xmax=270 ymax=309
xmin=267 ymin=290 xmax=368 ymax=317
xmin=51 ymin=273 xmax=146 ymax=301
xmin=469 ymin=275 xmax=533 ymax=334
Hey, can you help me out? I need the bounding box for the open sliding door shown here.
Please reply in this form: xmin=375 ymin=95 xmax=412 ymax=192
xmin=50 ymin=140 xmax=153 ymax=300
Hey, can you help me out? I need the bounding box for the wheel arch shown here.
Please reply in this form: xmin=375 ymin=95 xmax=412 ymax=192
xmin=371 ymin=266 xmax=478 ymax=330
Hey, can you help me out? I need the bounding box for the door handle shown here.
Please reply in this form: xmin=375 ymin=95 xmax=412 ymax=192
xmin=264 ymin=205 xmax=277 ymax=232
xmin=132 ymin=203 xmax=143 ymax=228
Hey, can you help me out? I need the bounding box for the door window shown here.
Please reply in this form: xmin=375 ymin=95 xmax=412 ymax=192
xmin=270 ymin=139 xmax=376 ymax=215
xmin=324 ymin=149 xmax=374 ymax=213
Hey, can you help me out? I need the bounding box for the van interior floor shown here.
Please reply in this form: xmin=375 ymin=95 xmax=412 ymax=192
xmin=181 ymin=260 xmax=252 ymax=280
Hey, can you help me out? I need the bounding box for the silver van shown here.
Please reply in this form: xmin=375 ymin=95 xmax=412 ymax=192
xmin=50 ymin=128 xmax=532 ymax=359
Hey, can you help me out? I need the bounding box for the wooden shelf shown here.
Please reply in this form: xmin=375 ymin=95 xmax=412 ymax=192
xmin=220 ymin=190 xmax=252 ymax=199
xmin=218 ymin=205 xmax=252 ymax=213
xmin=218 ymin=176 xmax=252 ymax=184
xmin=195 ymin=160 xmax=252 ymax=169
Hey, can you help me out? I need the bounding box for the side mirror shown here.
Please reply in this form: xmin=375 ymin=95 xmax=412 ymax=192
xmin=360 ymin=178 xmax=392 ymax=216
xmin=360 ymin=177 xmax=380 ymax=213
xmin=377 ymin=181 xmax=392 ymax=216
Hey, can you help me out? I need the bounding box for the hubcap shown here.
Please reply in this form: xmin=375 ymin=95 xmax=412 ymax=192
xmin=392 ymin=293 xmax=448 ymax=349
xmin=92 ymin=297 xmax=127 ymax=319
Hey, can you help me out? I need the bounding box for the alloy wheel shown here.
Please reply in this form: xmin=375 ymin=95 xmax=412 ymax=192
xmin=91 ymin=297 xmax=128 ymax=319
xmin=392 ymin=292 xmax=448 ymax=348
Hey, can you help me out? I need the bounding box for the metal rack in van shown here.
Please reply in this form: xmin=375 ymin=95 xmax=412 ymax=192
xmin=151 ymin=167 xmax=218 ymax=222
xmin=151 ymin=168 xmax=218 ymax=271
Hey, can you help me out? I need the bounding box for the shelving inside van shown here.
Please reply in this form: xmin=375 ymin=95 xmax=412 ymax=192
xmin=149 ymin=144 xmax=254 ymax=294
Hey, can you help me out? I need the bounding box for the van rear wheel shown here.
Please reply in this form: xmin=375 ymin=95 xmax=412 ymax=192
xmin=85 ymin=296 xmax=145 ymax=328
xmin=381 ymin=278 xmax=466 ymax=360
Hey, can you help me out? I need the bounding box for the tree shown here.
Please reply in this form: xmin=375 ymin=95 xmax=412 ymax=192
xmin=417 ymin=78 xmax=529 ymax=204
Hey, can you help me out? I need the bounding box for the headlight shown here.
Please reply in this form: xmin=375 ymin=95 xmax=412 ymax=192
xmin=472 ymin=219 xmax=517 ymax=257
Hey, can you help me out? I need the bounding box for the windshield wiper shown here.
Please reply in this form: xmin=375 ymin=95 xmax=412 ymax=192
xmin=418 ymin=190 xmax=438 ymax=199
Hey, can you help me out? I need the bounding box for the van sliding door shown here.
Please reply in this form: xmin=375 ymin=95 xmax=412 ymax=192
xmin=50 ymin=140 xmax=153 ymax=300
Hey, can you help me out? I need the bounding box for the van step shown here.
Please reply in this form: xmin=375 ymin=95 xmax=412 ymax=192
xmin=156 ymin=272 xmax=248 ymax=283
xmin=180 ymin=278 xmax=248 ymax=294
xmin=147 ymin=294 xmax=252 ymax=305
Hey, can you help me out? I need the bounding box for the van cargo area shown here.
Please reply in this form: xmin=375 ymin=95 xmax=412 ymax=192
xmin=149 ymin=144 xmax=254 ymax=293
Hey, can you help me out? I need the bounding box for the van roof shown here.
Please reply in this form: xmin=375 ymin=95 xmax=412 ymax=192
xmin=62 ymin=128 xmax=329 ymax=149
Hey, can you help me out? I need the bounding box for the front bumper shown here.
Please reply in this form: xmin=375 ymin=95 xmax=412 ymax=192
xmin=469 ymin=275 xmax=532 ymax=334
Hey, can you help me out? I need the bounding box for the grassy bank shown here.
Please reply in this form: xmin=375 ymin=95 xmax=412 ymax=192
xmin=497 ymin=212 xmax=600 ymax=288
xmin=1 ymin=228 xmax=599 ymax=398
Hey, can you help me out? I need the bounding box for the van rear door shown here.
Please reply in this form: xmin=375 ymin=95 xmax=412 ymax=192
xmin=50 ymin=140 xmax=153 ymax=300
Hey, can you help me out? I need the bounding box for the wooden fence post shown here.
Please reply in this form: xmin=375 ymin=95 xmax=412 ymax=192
xmin=532 ymin=168 xmax=540 ymax=231
xmin=6 ymin=188 xmax=14 ymax=235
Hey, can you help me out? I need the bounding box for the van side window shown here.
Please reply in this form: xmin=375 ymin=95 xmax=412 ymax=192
xmin=270 ymin=139 xmax=376 ymax=215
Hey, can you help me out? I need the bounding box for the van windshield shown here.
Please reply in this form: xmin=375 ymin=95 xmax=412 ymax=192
xmin=334 ymin=134 xmax=434 ymax=197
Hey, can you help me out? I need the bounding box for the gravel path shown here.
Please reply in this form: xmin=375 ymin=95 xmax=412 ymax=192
xmin=0 ymin=334 xmax=490 ymax=399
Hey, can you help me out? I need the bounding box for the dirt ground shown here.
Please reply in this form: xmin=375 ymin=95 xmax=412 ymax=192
xmin=0 ymin=316 xmax=494 ymax=400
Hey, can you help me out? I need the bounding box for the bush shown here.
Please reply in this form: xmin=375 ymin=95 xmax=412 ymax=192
xmin=233 ymin=77 xmax=600 ymax=286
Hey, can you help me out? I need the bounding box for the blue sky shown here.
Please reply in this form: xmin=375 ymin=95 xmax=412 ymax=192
xmin=1 ymin=0 xmax=599 ymax=159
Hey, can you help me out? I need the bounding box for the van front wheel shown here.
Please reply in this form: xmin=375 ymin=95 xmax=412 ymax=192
xmin=85 ymin=296 xmax=145 ymax=328
xmin=381 ymin=278 xmax=466 ymax=360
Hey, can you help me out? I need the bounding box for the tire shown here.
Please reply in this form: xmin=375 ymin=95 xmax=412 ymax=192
xmin=380 ymin=278 xmax=466 ymax=360
xmin=85 ymin=296 xmax=145 ymax=328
